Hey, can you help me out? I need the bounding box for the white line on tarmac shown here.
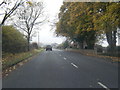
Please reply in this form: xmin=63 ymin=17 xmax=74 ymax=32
xmin=89 ymin=85 xmax=93 ymax=88
xmin=71 ymin=63 xmax=78 ymax=68
xmin=63 ymin=57 xmax=67 ymax=60
xmin=98 ymin=82 xmax=110 ymax=90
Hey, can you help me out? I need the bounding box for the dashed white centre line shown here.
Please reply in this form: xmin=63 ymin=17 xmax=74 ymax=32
xmin=98 ymin=82 xmax=110 ymax=90
xmin=71 ymin=63 xmax=78 ymax=68
xmin=63 ymin=57 xmax=67 ymax=60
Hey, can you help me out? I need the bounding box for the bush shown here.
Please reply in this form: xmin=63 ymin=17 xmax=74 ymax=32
xmin=30 ymin=42 xmax=38 ymax=49
xmin=2 ymin=25 xmax=27 ymax=54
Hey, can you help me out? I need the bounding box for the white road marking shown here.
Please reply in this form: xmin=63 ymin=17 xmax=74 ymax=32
xmin=63 ymin=57 xmax=67 ymax=60
xmin=71 ymin=63 xmax=78 ymax=68
xmin=89 ymin=85 xmax=93 ymax=88
xmin=98 ymin=82 xmax=110 ymax=90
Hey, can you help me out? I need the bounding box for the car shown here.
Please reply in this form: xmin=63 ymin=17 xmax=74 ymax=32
xmin=46 ymin=45 xmax=52 ymax=51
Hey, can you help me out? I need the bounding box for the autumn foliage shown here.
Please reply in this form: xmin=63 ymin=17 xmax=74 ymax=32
xmin=56 ymin=2 xmax=120 ymax=51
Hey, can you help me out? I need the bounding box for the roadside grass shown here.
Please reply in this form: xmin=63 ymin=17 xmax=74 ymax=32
xmin=2 ymin=48 xmax=44 ymax=70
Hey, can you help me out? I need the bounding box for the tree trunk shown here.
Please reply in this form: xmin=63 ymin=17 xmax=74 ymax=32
xmin=85 ymin=31 xmax=96 ymax=49
xmin=106 ymin=30 xmax=117 ymax=55
xmin=27 ymin=34 xmax=30 ymax=51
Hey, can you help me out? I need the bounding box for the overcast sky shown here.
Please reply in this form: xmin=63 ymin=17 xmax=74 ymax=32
xmin=32 ymin=0 xmax=66 ymax=45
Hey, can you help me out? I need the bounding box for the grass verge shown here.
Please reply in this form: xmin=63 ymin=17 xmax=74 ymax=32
xmin=2 ymin=48 xmax=43 ymax=70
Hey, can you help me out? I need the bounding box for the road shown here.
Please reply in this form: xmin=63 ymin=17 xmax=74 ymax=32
xmin=3 ymin=49 xmax=118 ymax=88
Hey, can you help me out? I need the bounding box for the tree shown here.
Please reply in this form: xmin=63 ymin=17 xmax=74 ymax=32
xmin=56 ymin=2 xmax=120 ymax=52
xmin=63 ymin=40 xmax=69 ymax=49
xmin=0 ymin=0 xmax=25 ymax=25
xmin=56 ymin=2 xmax=96 ymax=49
xmin=2 ymin=26 xmax=27 ymax=54
xmin=93 ymin=2 xmax=120 ymax=53
xmin=14 ymin=1 xmax=46 ymax=51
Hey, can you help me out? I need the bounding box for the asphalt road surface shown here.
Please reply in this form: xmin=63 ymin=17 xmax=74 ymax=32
xmin=3 ymin=49 xmax=118 ymax=88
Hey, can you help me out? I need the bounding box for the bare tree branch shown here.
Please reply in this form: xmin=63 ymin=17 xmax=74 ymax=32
xmin=27 ymin=8 xmax=33 ymax=23
xmin=1 ymin=0 xmax=24 ymax=25
xmin=0 ymin=1 xmax=6 ymax=6
xmin=14 ymin=23 xmax=28 ymax=33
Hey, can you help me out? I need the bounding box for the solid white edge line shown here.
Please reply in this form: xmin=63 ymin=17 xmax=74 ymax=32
xmin=71 ymin=63 xmax=78 ymax=68
xmin=98 ymin=82 xmax=110 ymax=90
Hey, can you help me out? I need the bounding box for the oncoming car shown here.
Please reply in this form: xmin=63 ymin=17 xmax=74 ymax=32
xmin=46 ymin=45 xmax=52 ymax=51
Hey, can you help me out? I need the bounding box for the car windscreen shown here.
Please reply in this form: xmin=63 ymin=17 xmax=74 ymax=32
xmin=46 ymin=45 xmax=52 ymax=48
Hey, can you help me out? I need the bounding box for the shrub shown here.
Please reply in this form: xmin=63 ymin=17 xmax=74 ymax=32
xmin=2 ymin=25 xmax=27 ymax=54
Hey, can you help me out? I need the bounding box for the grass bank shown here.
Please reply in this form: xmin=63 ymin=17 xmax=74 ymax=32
xmin=2 ymin=48 xmax=44 ymax=70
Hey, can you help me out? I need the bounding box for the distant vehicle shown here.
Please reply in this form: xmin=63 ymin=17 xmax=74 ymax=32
xmin=46 ymin=45 xmax=52 ymax=51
